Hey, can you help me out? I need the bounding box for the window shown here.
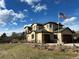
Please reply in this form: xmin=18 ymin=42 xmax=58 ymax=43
xmin=54 ymin=35 xmax=57 ymax=39
xmin=32 ymin=34 xmax=34 ymax=39
xmin=37 ymin=26 xmax=39 ymax=30
xmin=50 ymin=24 xmax=52 ymax=28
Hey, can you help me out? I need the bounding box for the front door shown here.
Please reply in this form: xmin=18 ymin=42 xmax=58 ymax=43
xmin=44 ymin=34 xmax=51 ymax=43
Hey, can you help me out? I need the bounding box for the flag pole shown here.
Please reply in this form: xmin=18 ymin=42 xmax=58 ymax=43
xmin=57 ymin=12 xmax=60 ymax=44
xmin=58 ymin=12 xmax=59 ymax=33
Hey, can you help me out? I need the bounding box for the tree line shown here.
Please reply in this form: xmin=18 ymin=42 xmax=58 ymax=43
xmin=0 ymin=32 xmax=26 ymax=43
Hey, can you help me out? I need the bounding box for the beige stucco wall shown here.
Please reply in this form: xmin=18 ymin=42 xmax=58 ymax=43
xmin=32 ymin=24 xmax=37 ymax=31
xmin=53 ymin=24 xmax=62 ymax=31
xmin=36 ymin=33 xmax=43 ymax=43
xmin=32 ymin=24 xmax=41 ymax=31
xmin=44 ymin=24 xmax=63 ymax=32
xmin=27 ymin=31 xmax=36 ymax=43
xmin=57 ymin=33 xmax=63 ymax=44
xmin=24 ymin=27 xmax=28 ymax=33
xmin=44 ymin=24 xmax=53 ymax=32
xmin=27 ymin=32 xmax=54 ymax=43
xmin=27 ymin=34 xmax=32 ymax=42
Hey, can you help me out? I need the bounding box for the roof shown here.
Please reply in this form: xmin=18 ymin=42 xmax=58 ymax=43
xmin=55 ymin=27 xmax=74 ymax=33
xmin=35 ymin=29 xmax=51 ymax=33
xmin=24 ymin=22 xmax=63 ymax=29
xmin=44 ymin=22 xmax=63 ymax=26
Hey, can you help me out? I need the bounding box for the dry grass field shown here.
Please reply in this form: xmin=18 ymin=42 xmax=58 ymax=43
xmin=0 ymin=43 xmax=78 ymax=59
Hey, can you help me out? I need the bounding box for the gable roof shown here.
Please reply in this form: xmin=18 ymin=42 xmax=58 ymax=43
xmin=24 ymin=26 xmax=32 ymax=29
xmin=55 ymin=27 xmax=74 ymax=33
xmin=24 ymin=22 xmax=63 ymax=29
xmin=35 ymin=29 xmax=51 ymax=33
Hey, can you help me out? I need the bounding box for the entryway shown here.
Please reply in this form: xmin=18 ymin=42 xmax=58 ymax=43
xmin=43 ymin=34 xmax=51 ymax=43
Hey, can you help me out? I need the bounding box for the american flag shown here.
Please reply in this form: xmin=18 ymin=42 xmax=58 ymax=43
xmin=58 ymin=12 xmax=67 ymax=19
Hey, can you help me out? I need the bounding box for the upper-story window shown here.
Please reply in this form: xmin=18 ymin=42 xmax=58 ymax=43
xmin=32 ymin=34 xmax=34 ymax=39
xmin=50 ymin=24 xmax=52 ymax=28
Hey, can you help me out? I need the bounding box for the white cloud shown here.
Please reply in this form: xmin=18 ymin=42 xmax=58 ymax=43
xmin=12 ymin=12 xmax=25 ymax=19
xmin=20 ymin=20 xmax=27 ymax=23
xmin=0 ymin=9 xmax=25 ymax=26
xmin=0 ymin=0 xmax=25 ymax=26
xmin=24 ymin=24 xmax=32 ymax=28
xmin=24 ymin=9 xmax=28 ymax=12
xmin=20 ymin=0 xmax=47 ymax=12
xmin=9 ymin=10 xmax=25 ymax=21
xmin=34 ymin=3 xmax=47 ymax=12
xmin=31 ymin=5 xmax=35 ymax=8
xmin=63 ymin=17 xmax=77 ymax=24
xmin=30 ymin=18 xmax=33 ymax=21
xmin=12 ymin=22 xmax=18 ymax=25
xmin=0 ymin=0 xmax=26 ymax=35
xmin=21 ymin=0 xmax=40 ymax=5
xmin=62 ymin=17 xmax=79 ymax=31
xmin=69 ymin=24 xmax=79 ymax=31
xmin=5 ymin=28 xmax=9 ymax=31
xmin=0 ymin=20 xmax=6 ymax=26
xmin=0 ymin=0 xmax=6 ymax=8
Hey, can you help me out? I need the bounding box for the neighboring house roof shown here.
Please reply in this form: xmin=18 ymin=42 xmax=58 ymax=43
xmin=55 ymin=27 xmax=74 ymax=33
xmin=44 ymin=22 xmax=63 ymax=26
xmin=24 ymin=26 xmax=27 ymax=29
xmin=31 ymin=23 xmax=43 ymax=27
xmin=24 ymin=26 xmax=32 ymax=30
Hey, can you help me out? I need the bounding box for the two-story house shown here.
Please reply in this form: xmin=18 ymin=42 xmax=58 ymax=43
xmin=24 ymin=22 xmax=74 ymax=44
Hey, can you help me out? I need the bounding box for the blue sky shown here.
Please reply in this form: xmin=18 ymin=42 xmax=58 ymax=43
xmin=0 ymin=0 xmax=79 ymax=35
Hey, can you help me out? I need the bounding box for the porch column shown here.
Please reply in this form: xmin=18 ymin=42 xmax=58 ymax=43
xmin=57 ymin=33 xmax=63 ymax=44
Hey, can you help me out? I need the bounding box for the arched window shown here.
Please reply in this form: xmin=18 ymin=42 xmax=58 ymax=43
xmin=32 ymin=34 xmax=34 ymax=39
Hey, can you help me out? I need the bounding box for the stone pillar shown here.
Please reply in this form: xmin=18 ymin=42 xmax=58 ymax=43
xmin=57 ymin=33 xmax=63 ymax=45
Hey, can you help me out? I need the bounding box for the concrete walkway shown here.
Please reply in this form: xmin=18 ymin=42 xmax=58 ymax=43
xmin=72 ymin=53 xmax=79 ymax=59
xmin=72 ymin=56 xmax=79 ymax=59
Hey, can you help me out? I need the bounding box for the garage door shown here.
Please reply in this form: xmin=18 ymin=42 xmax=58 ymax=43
xmin=62 ymin=35 xmax=73 ymax=43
